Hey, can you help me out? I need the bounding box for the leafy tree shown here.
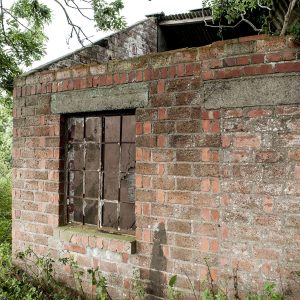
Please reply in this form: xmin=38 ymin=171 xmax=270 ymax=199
xmin=0 ymin=0 xmax=126 ymax=93
xmin=0 ymin=0 xmax=51 ymax=92
xmin=203 ymin=0 xmax=300 ymax=38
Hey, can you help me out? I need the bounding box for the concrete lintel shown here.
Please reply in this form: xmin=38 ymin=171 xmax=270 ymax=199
xmin=51 ymin=82 xmax=149 ymax=114
xmin=203 ymin=74 xmax=300 ymax=109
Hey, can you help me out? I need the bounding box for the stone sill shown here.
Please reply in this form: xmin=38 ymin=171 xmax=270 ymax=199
xmin=54 ymin=224 xmax=136 ymax=254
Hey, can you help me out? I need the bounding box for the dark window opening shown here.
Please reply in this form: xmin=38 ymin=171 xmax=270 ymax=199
xmin=158 ymin=22 xmax=257 ymax=52
xmin=155 ymin=8 xmax=266 ymax=52
xmin=65 ymin=112 xmax=136 ymax=232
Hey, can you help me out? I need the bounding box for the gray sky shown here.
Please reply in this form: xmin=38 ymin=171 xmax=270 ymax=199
xmin=29 ymin=0 xmax=202 ymax=69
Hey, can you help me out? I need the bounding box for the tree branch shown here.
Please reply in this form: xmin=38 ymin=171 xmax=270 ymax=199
xmin=53 ymin=0 xmax=93 ymax=46
xmin=201 ymin=6 xmax=261 ymax=33
xmin=280 ymin=0 xmax=298 ymax=36
xmin=63 ymin=0 xmax=94 ymax=21
xmin=0 ymin=0 xmax=9 ymax=42
xmin=257 ymin=0 xmax=272 ymax=11
xmin=241 ymin=13 xmax=262 ymax=32
xmin=0 ymin=0 xmax=21 ymax=58
xmin=2 ymin=7 xmax=33 ymax=32
xmin=64 ymin=0 xmax=93 ymax=10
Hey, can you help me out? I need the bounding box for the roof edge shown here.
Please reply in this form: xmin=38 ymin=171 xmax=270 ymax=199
xmin=23 ymin=18 xmax=152 ymax=77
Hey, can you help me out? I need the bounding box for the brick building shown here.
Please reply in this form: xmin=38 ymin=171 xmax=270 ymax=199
xmin=13 ymin=12 xmax=300 ymax=299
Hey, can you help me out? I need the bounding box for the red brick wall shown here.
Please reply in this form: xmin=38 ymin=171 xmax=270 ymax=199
xmin=13 ymin=35 xmax=300 ymax=299
xmin=220 ymin=105 xmax=300 ymax=292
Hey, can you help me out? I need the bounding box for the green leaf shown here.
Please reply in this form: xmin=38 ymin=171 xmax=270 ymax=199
xmin=169 ymin=275 xmax=177 ymax=287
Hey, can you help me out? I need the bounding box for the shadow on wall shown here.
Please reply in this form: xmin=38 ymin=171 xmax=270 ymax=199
xmin=147 ymin=222 xmax=167 ymax=299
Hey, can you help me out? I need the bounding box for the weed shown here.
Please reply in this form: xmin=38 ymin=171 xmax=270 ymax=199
xmin=168 ymin=275 xmax=181 ymax=300
xmin=87 ymin=267 xmax=110 ymax=300
xmin=0 ymin=243 xmax=42 ymax=300
xmin=132 ymin=269 xmax=145 ymax=300
xmin=0 ymin=244 xmax=298 ymax=299
xmin=15 ymin=247 xmax=111 ymax=300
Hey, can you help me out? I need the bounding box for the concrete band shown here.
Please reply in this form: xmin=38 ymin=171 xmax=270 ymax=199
xmin=51 ymin=82 xmax=149 ymax=114
xmin=204 ymin=73 xmax=300 ymax=109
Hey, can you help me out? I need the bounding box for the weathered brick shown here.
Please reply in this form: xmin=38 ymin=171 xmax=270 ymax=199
xmin=167 ymin=220 xmax=191 ymax=234
xmin=192 ymin=223 xmax=218 ymax=237
xmin=174 ymin=235 xmax=197 ymax=249
xmin=157 ymin=80 xmax=165 ymax=94
xmin=176 ymin=149 xmax=202 ymax=162
xmin=167 ymin=107 xmax=191 ymax=120
xmin=167 ymin=191 xmax=192 ymax=205
xmin=171 ymin=247 xmax=194 ymax=261
xmin=166 ymin=78 xmax=191 ymax=92
xmin=176 ymin=120 xmax=200 ymax=133
xmin=169 ymin=135 xmax=194 ymax=148
xmin=152 ymin=177 xmax=175 ymax=190
xmin=167 ymin=163 xmax=192 ymax=176
xmin=136 ymin=163 xmax=158 ymax=175
xmin=136 ymin=135 xmax=157 ymax=147
xmin=194 ymin=134 xmax=221 ymax=148
xmin=152 ymin=149 xmax=174 ymax=162
xmin=56 ymin=70 xmax=71 ymax=80
xmin=152 ymin=121 xmax=175 ymax=134
xmin=157 ymin=135 xmax=167 ymax=148
xmin=193 ymin=193 xmax=215 ymax=207
xmin=275 ymin=106 xmax=300 ymax=116
xmin=202 ymin=70 xmax=214 ymax=80
xmin=246 ymin=109 xmax=272 ymax=118
xmin=177 ymin=178 xmax=202 ymax=191
xmin=274 ymin=134 xmax=300 ymax=147
xmin=233 ymin=134 xmax=261 ymax=148
xmin=150 ymin=94 xmax=173 ymax=107
xmin=275 ymin=61 xmax=300 ymax=73
xmin=136 ymin=190 xmax=156 ymax=202
xmin=255 ymin=150 xmax=282 ymax=163
xmin=158 ymin=108 xmax=167 ymax=120
xmin=254 ymin=248 xmax=280 ymax=260
xmin=194 ymin=164 xmax=219 ymax=177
